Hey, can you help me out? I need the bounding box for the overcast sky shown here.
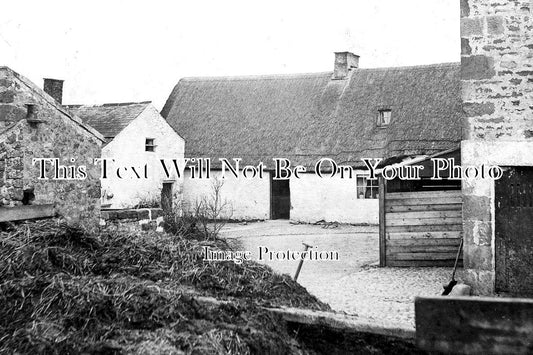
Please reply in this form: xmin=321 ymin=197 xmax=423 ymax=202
xmin=0 ymin=0 xmax=460 ymax=110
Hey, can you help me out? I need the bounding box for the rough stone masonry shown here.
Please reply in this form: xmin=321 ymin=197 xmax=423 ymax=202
xmin=0 ymin=67 xmax=103 ymax=223
xmin=461 ymin=0 xmax=533 ymax=294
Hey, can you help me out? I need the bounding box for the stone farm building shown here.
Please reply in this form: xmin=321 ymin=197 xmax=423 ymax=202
xmin=0 ymin=68 xmax=104 ymax=223
xmin=460 ymin=0 xmax=533 ymax=296
xmin=67 ymin=102 xmax=185 ymax=210
xmin=162 ymin=53 xmax=463 ymax=223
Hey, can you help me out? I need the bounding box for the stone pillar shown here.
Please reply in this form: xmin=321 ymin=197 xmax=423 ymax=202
xmin=460 ymin=0 xmax=533 ymax=294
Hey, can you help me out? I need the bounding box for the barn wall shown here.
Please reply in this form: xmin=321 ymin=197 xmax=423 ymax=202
xmin=182 ymin=170 xmax=270 ymax=220
xmin=0 ymin=68 xmax=102 ymax=223
xmin=461 ymin=0 xmax=533 ymax=294
xmin=383 ymin=190 xmax=463 ymax=267
xmin=290 ymin=173 xmax=378 ymax=224
xmin=102 ymin=105 xmax=185 ymax=209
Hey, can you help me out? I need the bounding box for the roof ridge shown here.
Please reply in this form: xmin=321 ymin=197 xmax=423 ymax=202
xmin=65 ymin=101 xmax=151 ymax=108
xmin=180 ymin=72 xmax=333 ymax=82
xmin=178 ymin=62 xmax=459 ymax=83
xmin=355 ymin=62 xmax=460 ymax=71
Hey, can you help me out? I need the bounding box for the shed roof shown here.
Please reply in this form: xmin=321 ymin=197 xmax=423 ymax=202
xmin=66 ymin=102 xmax=151 ymax=139
xmin=162 ymin=63 xmax=462 ymax=168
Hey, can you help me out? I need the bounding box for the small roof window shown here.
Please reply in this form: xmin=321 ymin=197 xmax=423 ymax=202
xmin=377 ymin=109 xmax=391 ymax=127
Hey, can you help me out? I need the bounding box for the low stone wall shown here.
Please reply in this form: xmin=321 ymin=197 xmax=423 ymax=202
xmin=100 ymin=208 xmax=164 ymax=232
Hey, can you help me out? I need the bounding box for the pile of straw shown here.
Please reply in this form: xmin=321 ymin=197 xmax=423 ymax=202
xmin=0 ymin=219 xmax=328 ymax=354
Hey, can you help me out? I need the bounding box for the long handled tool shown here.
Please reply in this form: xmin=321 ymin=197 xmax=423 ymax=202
xmin=442 ymin=239 xmax=464 ymax=296
xmin=294 ymin=242 xmax=313 ymax=281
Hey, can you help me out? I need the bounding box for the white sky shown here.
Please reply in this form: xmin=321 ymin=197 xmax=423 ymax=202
xmin=0 ymin=0 xmax=460 ymax=110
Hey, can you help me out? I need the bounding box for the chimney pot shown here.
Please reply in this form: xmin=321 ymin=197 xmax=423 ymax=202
xmin=333 ymin=52 xmax=359 ymax=80
xmin=43 ymin=78 xmax=64 ymax=104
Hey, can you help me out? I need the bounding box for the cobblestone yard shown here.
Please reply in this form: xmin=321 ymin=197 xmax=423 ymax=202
xmin=221 ymin=220 xmax=464 ymax=330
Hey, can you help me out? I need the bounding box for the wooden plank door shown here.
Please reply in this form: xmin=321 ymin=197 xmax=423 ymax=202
xmin=495 ymin=166 xmax=533 ymax=296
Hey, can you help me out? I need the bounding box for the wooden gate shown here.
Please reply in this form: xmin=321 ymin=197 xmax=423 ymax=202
xmin=495 ymin=166 xmax=533 ymax=297
xmin=380 ymin=186 xmax=463 ymax=267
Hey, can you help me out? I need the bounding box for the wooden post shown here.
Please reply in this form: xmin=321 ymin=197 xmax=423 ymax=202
xmin=379 ymin=177 xmax=387 ymax=267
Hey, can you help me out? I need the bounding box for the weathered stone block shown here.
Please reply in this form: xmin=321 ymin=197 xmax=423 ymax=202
xmin=464 ymin=243 xmax=493 ymax=270
xmin=137 ymin=209 xmax=150 ymax=219
xmin=461 ymin=55 xmax=496 ymax=80
xmin=0 ymin=91 xmax=15 ymax=103
xmin=460 ymin=0 xmax=470 ymax=18
xmin=463 ymin=195 xmax=491 ymax=221
xmin=487 ymin=16 xmax=505 ymax=35
xmin=461 ymin=17 xmax=484 ymax=37
xmin=0 ymin=104 xmax=26 ymax=122
xmin=463 ymin=102 xmax=495 ymax=116
xmin=461 ymin=38 xmax=472 ymax=55
xmin=0 ymin=79 xmax=11 ymax=88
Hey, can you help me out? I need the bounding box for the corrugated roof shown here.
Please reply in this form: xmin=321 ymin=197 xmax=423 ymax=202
xmin=66 ymin=102 xmax=151 ymax=139
xmin=161 ymin=63 xmax=462 ymax=168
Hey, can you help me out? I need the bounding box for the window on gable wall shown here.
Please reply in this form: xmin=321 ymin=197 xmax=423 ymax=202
xmin=145 ymin=138 xmax=156 ymax=152
xmin=377 ymin=109 xmax=391 ymax=127
xmin=356 ymin=176 xmax=379 ymax=199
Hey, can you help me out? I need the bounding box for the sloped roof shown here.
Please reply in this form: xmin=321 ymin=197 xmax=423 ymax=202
xmin=0 ymin=66 xmax=104 ymax=142
xmin=162 ymin=63 xmax=462 ymax=168
xmin=66 ymin=102 xmax=151 ymax=139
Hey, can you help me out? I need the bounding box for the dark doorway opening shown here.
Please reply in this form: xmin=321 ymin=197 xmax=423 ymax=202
xmin=161 ymin=182 xmax=173 ymax=213
xmin=271 ymin=178 xmax=290 ymax=219
xmin=495 ymin=166 xmax=533 ymax=297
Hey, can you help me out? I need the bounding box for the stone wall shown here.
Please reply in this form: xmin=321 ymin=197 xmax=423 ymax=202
xmin=460 ymin=0 xmax=533 ymax=294
xmin=0 ymin=67 xmax=102 ymax=223
xmin=100 ymin=208 xmax=164 ymax=232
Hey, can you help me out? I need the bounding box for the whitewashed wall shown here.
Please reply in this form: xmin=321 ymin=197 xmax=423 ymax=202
xmin=183 ymin=170 xmax=271 ymax=220
xmin=290 ymin=173 xmax=379 ymax=224
xmin=102 ymin=104 xmax=185 ymax=209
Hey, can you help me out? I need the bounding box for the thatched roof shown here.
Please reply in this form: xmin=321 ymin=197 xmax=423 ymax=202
xmin=162 ymin=63 xmax=462 ymax=168
xmin=66 ymin=102 xmax=151 ymax=140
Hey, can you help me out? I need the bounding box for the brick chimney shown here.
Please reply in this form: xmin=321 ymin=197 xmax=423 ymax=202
xmin=333 ymin=52 xmax=359 ymax=80
xmin=43 ymin=78 xmax=64 ymax=104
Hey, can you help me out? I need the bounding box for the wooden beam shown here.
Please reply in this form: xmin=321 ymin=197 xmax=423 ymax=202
xmin=387 ymin=231 xmax=462 ymax=240
xmin=387 ymin=224 xmax=463 ymax=233
xmin=386 ymin=252 xmax=462 ymax=261
xmin=387 ymin=210 xmax=462 ymax=220
xmin=388 ymin=238 xmax=462 ymax=247
xmin=386 ymin=217 xmax=462 ymax=227
xmin=379 ymin=177 xmax=387 ymax=267
xmin=386 ymin=203 xmax=462 ymax=213
xmin=386 ymin=197 xmax=463 ymax=206
xmin=387 ymin=190 xmax=462 ymax=199
xmin=387 ymin=260 xmax=463 ymax=267
xmin=0 ymin=204 xmax=56 ymax=222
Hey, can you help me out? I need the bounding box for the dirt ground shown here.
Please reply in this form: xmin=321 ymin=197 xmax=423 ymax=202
xmin=221 ymin=220 xmax=464 ymax=330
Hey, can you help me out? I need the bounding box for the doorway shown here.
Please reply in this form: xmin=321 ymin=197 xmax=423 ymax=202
xmin=271 ymin=178 xmax=290 ymax=219
xmin=161 ymin=182 xmax=174 ymax=213
xmin=495 ymin=166 xmax=533 ymax=296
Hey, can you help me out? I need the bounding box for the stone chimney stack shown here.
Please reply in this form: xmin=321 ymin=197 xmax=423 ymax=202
xmin=333 ymin=52 xmax=359 ymax=80
xmin=43 ymin=78 xmax=64 ymax=104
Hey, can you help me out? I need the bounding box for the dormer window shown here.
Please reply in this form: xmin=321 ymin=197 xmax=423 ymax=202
xmin=378 ymin=109 xmax=391 ymax=127
xmin=145 ymin=138 xmax=156 ymax=152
